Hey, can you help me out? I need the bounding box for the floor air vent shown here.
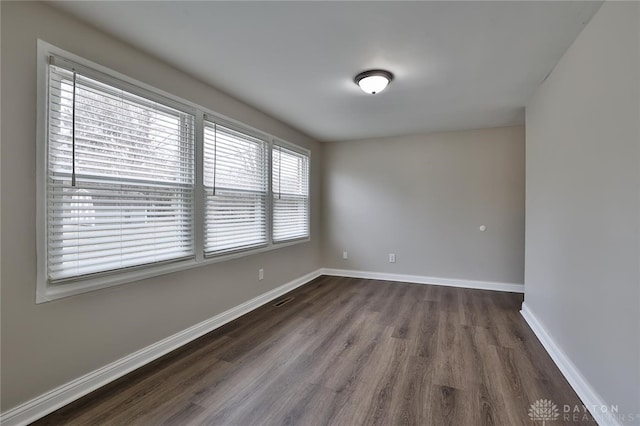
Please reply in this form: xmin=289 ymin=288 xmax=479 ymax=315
xmin=273 ymin=296 xmax=294 ymax=307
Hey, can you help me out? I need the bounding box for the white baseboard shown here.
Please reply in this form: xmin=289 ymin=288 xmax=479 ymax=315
xmin=321 ymin=268 xmax=524 ymax=293
xmin=0 ymin=269 xmax=324 ymax=426
xmin=520 ymin=303 xmax=622 ymax=426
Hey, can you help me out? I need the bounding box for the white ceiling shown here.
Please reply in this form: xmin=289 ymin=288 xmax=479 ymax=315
xmin=52 ymin=1 xmax=601 ymax=142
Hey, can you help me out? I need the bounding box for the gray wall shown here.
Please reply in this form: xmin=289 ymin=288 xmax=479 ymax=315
xmin=323 ymin=126 xmax=525 ymax=284
xmin=525 ymin=1 xmax=639 ymax=421
xmin=0 ymin=1 xmax=322 ymax=411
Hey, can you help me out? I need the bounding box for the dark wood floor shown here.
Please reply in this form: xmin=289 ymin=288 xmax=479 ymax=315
xmin=34 ymin=276 xmax=593 ymax=425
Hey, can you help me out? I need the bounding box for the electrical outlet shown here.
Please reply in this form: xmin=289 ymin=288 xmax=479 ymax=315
xmin=258 ymin=268 xmax=264 ymax=281
xmin=389 ymin=253 xmax=396 ymax=263
xmin=343 ymin=251 xmax=348 ymax=260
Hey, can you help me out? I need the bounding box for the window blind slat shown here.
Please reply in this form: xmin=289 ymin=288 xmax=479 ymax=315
xmin=203 ymin=121 xmax=268 ymax=255
xmin=272 ymin=145 xmax=309 ymax=242
xmin=47 ymin=64 xmax=195 ymax=283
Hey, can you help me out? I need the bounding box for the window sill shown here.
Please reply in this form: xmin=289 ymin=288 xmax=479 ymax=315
xmin=36 ymin=237 xmax=311 ymax=303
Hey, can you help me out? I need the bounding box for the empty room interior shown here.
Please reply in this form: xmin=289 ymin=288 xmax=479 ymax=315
xmin=1 ymin=1 xmax=639 ymax=425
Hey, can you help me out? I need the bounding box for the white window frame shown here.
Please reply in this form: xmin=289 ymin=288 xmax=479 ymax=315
xmin=202 ymin=117 xmax=270 ymax=256
xmin=272 ymin=139 xmax=311 ymax=244
xmin=36 ymin=40 xmax=310 ymax=303
xmin=45 ymin=56 xmax=198 ymax=285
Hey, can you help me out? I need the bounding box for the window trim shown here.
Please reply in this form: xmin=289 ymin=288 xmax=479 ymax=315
xmin=36 ymin=40 xmax=311 ymax=303
xmin=202 ymin=117 xmax=270 ymax=256
xmin=45 ymin=63 xmax=198 ymax=284
xmin=272 ymin=138 xmax=311 ymax=244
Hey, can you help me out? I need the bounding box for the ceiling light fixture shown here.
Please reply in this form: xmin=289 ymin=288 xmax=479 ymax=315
xmin=354 ymin=69 xmax=394 ymax=94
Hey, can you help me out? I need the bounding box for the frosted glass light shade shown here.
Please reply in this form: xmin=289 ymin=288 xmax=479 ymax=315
xmin=354 ymin=70 xmax=393 ymax=94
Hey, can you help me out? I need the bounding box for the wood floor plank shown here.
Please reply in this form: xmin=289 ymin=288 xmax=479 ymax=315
xmin=392 ymin=354 xmax=433 ymax=425
xmin=427 ymin=385 xmax=476 ymax=426
xmin=275 ymin=384 xmax=337 ymax=426
xmin=34 ymin=276 xmax=594 ymax=426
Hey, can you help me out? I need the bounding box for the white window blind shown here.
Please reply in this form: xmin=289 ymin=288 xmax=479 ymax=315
xmin=203 ymin=120 xmax=268 ymax=255
xmin=272 ymin=144 xmax=310 ymax=242
xmin=46 ymin=60 xmax=195 ymax=283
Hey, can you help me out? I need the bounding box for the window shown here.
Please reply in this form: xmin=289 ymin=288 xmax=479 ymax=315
xmin=46 ymin=57 xmax=195 ymax=284
xmin=272 ymin=144 xmax=310 ymax=242
xmin=203 ymin=120 xmax=268 ymax=255
xmin=38 ymin=42 xmax=311 ymax=301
